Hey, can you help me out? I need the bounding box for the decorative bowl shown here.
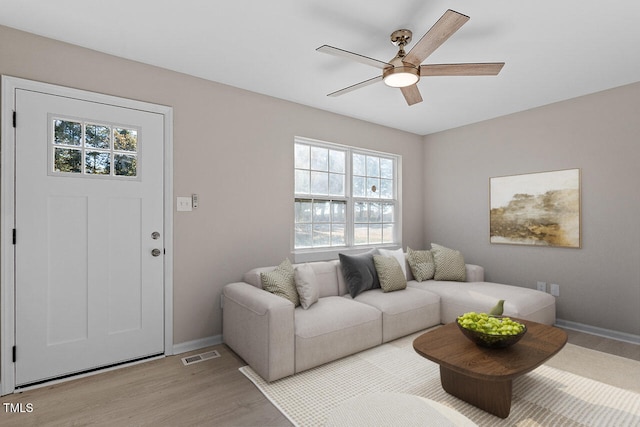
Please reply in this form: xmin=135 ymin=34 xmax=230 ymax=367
xmin=456 ymin=316 xmax=527 ymax=349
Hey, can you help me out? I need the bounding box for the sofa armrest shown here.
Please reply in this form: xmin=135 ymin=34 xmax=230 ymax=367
xmin=465 ymin=264 xmax=485 ymax=282
xmin=222 ymin=282 xmax=295 ymax=382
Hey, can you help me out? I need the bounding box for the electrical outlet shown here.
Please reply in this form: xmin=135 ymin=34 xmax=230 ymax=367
xmin=550 ymin=283 xmax=560 ymax=297
xmin=536 ymin=281 xmax=547 ymax=292
xmin=177 ymin=196 xmax=192 ymax=212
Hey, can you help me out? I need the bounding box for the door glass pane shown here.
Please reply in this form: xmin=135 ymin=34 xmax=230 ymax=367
xmin=114 ymin=154 xmax=137 ymax=176
xmin=51 ymin=119 xmax=140 ymax=180
xmin=86 ymin=124 xmax=111 ymax=149
xmin=54 ymin=120 xmax=82 ymax=146
xmin=54 ymin=148 xmax=82 ymax=173
xmin=114 ymin=128 xmax=137 ymax=152
xmin=85 ymin=151 xmax=111 ymax=175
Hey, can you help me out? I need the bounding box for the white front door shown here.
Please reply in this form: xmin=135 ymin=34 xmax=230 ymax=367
xmin=13 ymin=88 xmax=165 ymax=386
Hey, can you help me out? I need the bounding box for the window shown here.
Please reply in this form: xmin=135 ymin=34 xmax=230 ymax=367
xmin=294 ymin=137 xmax=400 ymax=255
xmin=51 ymin=117 xmax=139 ymax=178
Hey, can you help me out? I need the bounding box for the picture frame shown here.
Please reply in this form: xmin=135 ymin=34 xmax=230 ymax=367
xmin=490 ymin=169 xmax=581 ymax=248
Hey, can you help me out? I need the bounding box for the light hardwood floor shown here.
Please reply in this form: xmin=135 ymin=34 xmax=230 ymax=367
xmin=1 ymin=329 xmax=638 ymax=427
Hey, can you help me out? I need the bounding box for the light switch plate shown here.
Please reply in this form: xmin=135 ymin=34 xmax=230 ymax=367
xmin=177 ymin=196 xmax=192 ymax=212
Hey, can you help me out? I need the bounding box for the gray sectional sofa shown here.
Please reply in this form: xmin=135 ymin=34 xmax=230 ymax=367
xmin=222 ymin=254 xmax=555 ymax=382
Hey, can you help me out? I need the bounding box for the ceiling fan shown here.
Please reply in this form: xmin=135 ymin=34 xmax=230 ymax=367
xmin=317 ymin=9 xmax=504 ymax=106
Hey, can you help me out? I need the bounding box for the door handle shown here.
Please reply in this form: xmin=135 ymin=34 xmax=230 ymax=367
xmin=151 ymin=248 xmax=162 ymax=257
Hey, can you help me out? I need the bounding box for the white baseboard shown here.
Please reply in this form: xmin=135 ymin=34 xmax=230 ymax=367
xmin=172 ymin=335 xmax=223 ymax=355
xmin=555 ymin=318 xmax=640 ymax=345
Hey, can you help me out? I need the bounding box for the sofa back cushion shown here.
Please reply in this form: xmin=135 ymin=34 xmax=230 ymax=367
xmin=244 ymin=260 xmax=341 ymax=298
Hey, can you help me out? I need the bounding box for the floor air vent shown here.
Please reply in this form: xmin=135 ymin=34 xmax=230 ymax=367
xmin=181 ymin=350 xmax=221 ymax=366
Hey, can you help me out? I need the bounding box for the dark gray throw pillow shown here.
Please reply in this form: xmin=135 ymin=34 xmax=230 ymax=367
xmin=339 ymin=250 xmax=380 ymax=298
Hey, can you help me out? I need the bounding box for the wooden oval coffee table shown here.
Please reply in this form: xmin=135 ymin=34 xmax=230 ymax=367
xmin=413 ymin=319 xmax=567 ymax=418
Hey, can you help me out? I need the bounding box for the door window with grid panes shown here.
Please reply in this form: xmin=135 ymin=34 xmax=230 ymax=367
xmin=294 ymin=137 xmax=399 ymax=252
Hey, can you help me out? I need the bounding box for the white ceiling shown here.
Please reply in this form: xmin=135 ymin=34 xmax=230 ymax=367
xmin=2 ymin=0 xmax=639 ymax=135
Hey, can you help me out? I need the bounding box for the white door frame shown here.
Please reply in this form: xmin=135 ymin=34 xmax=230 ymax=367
xmin=0 ymin=76 xmax=174 ymax=395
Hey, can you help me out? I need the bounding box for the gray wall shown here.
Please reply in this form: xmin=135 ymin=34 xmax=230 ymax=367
xmin=423 ymin=82 xmax=640 ymax=336
xmin=2 ymin=23 xmax=638 ymax=351
xmin=0 ymin=25 xmax=425 ymax=346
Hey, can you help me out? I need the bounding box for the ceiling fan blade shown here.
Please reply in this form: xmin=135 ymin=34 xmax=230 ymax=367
xmin=327 ymin=76 xmax=383 ymax=97
xmin=420 ymin=62 xmax=505 ymax=76
xmin=400 ymin=84 xmax=423 ymax=106
xmin=404 ymin=9 xmax=470 ymax=66
xmin=317 ymin=45 xmax=392 ymax=69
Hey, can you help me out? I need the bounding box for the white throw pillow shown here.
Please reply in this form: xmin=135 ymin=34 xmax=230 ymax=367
xmin=431 ymin=243 xmax=466 ymax=282
xmin=294 ymin=263 xmax=320 ymax=309
xmin=377 ymin=247 xmax=408 ymax=279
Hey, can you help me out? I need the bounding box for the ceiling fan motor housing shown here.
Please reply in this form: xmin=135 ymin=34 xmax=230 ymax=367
xmin=382 ymin=64 xmax=419 ymax=87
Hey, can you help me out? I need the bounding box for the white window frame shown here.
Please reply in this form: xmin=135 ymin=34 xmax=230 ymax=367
xmin=293 ymin=136 xmax=402 ymax=263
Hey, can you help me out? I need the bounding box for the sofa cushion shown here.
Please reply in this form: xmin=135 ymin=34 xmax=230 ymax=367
xmin=406 ymin=247 xmax=435 ymax=282
xmin=431 ymin=243 xmax=466 ymax=282
xmin=245 ymin=261 xmax=340 ymax=298
xmin=377 ymin=247 xmax=408 ymax=279
xmin=373 ymin=255 xmax=407 ymax=292
xmin=294 ymin=263 xmax=319 ymax=309
xmin=408 ymin=280 xmax=556 ymax=325
xmin=294 ymin=296 xmax=382 ymax=372
xmin=260 ymin=259 xmax=299 ymax=306
xmin=349 ymin=288 xmax=440 ymax=342
xmin=339 ymin=250 xmax=380 ymax=298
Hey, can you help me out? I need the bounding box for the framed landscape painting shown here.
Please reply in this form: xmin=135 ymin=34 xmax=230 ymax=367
xmin=490 ymin=169 xmax=581 ymax=248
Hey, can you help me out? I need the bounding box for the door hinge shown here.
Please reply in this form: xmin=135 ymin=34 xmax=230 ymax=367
xmin=12 ymin=346 xmax=16 ymax=362
xmin=12 ymin=229 xmax=16 ymax=245
xmin=13 ymin=111 xmax=16 ymax=128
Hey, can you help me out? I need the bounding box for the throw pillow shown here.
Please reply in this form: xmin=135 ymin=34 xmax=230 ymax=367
xmin=377 ymin=247 xmax=408 ymax=279
xmin=406 ymin=247 xmax=435 ymax=282
xmin=431 ymin=243 xmax=466 ymax=282
xmin=373 ymin=255 xmax=407 ymax=292
xmin=294 ymin=263 xmax=319 ymax=309
xmin=339 ymin=250 xmax=380 ymax=298
xmin=260 ymin=259 xmax=300 ymax=306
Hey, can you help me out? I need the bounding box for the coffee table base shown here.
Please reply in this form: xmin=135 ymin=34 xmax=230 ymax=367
xmin=440 ymin=366 xmax=512 ymax=418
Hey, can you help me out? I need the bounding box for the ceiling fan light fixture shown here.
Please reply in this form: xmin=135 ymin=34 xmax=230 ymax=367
xmin=383 ymin=66 xmax=419 ymax=88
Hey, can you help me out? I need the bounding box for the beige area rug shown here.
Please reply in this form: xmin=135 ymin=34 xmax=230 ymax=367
xmin=240 ymin=331 xmax=640 ymax=427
